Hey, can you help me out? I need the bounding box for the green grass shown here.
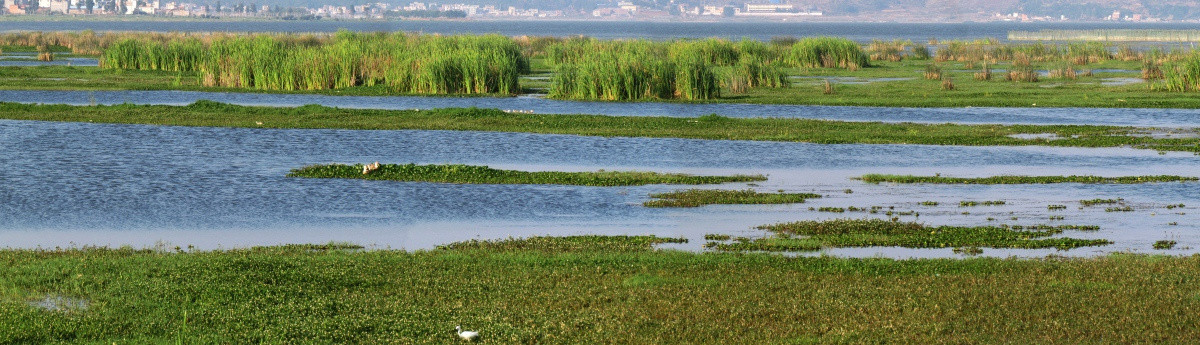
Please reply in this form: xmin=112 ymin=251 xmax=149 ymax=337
xmin=860 ymin=174 xmax=1200 ymax=184
xmin=1081 ymin=198 xmax=1122 ymax=206
xmin=2 ymin=101 xmax=1199 ymax=153
xmin=5 ymin=237 xmax=1200 ymax=343
xmin=287 ymin=163 xmax=764 ymax=186
xmin=643 ymin=189 xmax=821 ymax=208
xmin=732 ymin=218 xmax=1112 ymax=251
xmin=959 ymin=200 xmax=1006 ymax=207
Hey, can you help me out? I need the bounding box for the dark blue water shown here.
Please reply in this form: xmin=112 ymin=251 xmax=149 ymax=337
xmin=1 ymin=119 xmax=1197 ymax=256
xmin=8 ymin=20 xmax=1200 ymax=42
xmin=3 ymin=89 xmax=1198 ymax=127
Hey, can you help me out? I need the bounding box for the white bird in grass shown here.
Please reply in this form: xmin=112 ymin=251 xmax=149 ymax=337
xmin=455 ymin=326 xmax=479 ymax=341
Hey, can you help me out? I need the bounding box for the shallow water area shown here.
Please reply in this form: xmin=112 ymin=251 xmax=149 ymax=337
xmin=1 ymin=119 xmax=1198 ymax=258
xmin=5 ymin=89 xmax=1200 ymax=127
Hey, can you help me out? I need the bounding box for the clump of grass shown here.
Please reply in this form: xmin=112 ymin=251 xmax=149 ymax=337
xmin=974 ymin=62 xmax=992 ymax=81
xmin=960 ymin=200 xmax=1005 ymax=207
xmin=438 ymin=235 xmax=686 ymax=253
xmin=910 ymin=44 xmax=931 ymax=60
xmin=1106 ymin=206 xmax=1134 ymax=212
xmin=786 ymin=37 xmax=869 ymax=69
xmin=1153 ymin=240 xmax=1177 ymax=250
xmin=703 ymin=234 xmax=731 ymax=241
xmin=1081 ymin=198 xmax=1121 ymax=206
xmin=867 ymin=39 xmax=910 ymax=62
xmin=1166 ymin=204 xmax=1186 ymax=209
xmin=860 ymin=174 xmax=1199 ymax=184
xmin=953 ymin=246 xmax=984 ymax=255
xmin=643 ymin=189 xmax=820 ymax=208
xmin=735 ymin=218 xmax=1111 ymax=251
xmin=1048 ymin=204 xmax=1068 ymax=210
xmin=941 ymin=77 xmax=956 ymax=91
xmin=288 ymin=163 xmax=765 ymax=186
xmin=817 ymin=207 xmax=846 ymax=213
xmin=1142 ymin=60 xmax=1165 ymax=80
xmin=923 ymin=63 xmax=943 ymax=80
xmin=822 ymin=79 xmax=835 ymax=94
xmin=1048 ymin=63 xmax=1078 ymax=80
xmin=919 ymin=201 xmax=939 ymax=206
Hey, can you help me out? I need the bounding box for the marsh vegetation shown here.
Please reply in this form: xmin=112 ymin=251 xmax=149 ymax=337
xmin=287 ymin=163 xmax=765 ymax=186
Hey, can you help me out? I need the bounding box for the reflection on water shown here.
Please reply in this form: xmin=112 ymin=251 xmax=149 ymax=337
xmin=0 ymin=119 xmax=1197 ymax=258
xmin=4 ymin=89 xmax=1200 ymax=127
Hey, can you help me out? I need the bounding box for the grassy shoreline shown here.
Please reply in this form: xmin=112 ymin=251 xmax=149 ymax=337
xmin=2 ymin=101 xmax=1198 ymax=153
xmin=2 ymin=237 xmax=1199 ymax=343
xmin=8 ymin=63 xmax=1200 ymax=108
xmin=288 ymin=163 xmax=765 ymax=186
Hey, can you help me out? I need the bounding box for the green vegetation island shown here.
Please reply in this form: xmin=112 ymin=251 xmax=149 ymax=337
xmin=4 ymin=236 xmax=1199 ymax=343
xmin=1 ymin=101 xmax=1197 ymax=153
xmin=288 ymin=163 xmax=764 ymax=186
xmin=859 ymin=174 xmax=1200 ymax=184
xmin=643 ymin=189 xmax=822 ymax=207
xmin=6 ymin=31 xmax=1200 ymax=108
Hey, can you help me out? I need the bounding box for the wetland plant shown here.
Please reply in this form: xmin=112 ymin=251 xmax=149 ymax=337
xmin=1081 ymin=198 xmax=1121 ymax=206
xmin=1153 ymin=240 xmax=1178 ymax=250
xmin=1048 ymin=205 xmax=1067 ymax=210
xmin=860 ymin=174 xmax=1199 ymax=185
xmin=953 ymin=246 xmax=984 ymax=255
xmin=746 ymin=218 xmax=1111 ymax=251
xmin=289 ymin=163 xmax=765 ymax=186
xmin=643 ymin=189 xmax=820 ymax=208
xmin=786 ymin=37 xmax=869 ymax=69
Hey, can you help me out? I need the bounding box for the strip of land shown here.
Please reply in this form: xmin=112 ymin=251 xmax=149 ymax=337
xmin=643 ymin=189 xmax=822 ymax=207
xmin=288 ymin=163 xmax=764 ymax=186
xmin=2 ymin=236 xmax=1197 ymax=343
xmin=2 ymin=101 xmax=1197 ymax=153
xmin=859 ymin=174 xmax=1199 ymax=184
xmin=706 ymin=219 xmax=1109 ymax=252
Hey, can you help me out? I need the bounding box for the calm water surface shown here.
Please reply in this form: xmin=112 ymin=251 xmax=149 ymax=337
xmin=1 ymin=119 xmax=1197 ymax=258
xmin=8 ymin=20 xmax=1200 ymax=42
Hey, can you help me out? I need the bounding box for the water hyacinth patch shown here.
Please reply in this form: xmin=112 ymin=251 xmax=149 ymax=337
xmin=731 ymin=218 xmax=1112 ymax=251
xmin=643 ymin=189 xmax=820 ymax=208
xmin=859 ymin=174 xmax=1199 ymax=184
xmin=288 ymin=163 xmax=765 ymax=186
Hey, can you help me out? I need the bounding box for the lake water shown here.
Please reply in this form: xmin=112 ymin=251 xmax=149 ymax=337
xmin=8 ymin=20 xmax=1200 ymax=42
xmin=1 ymin=119 xmax=1197 ymax=258
xmin=5 ymin=89 xmax=1200 ymax=127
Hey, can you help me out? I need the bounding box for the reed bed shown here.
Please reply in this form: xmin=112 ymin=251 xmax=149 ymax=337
xmin=100 ymin=31 xmax=528 ymax=95
xmin=287 ymin=163 xmax=765 ymax=186
xmin=1161 ymin=53 xmax=1200 ymax=92
xmin=706 ymin=219 xmax=1111 ymax=252
xmin=974 ymin=62 xmax=992 ymax=80
xmin=859 ymin=174 xmax=1198 ymax=184
xmin=785 ymin=37 xmax=869 ymax=69
xmin=1010 ymin=29 xmax=1200 ymax=42
xmin=935 ymin=40 xmax=1116 ymax=64
xmin=866 ymin=39 xmax=911 ymax=62
xmin=546 ymin=38 xmax=788 ymax=100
